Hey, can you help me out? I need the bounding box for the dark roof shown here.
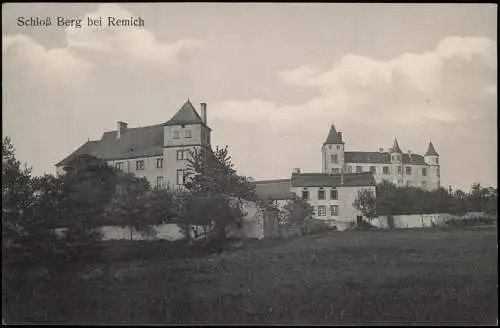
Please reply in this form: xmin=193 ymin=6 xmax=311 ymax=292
xmin=345 ymin=152 xmax=426 ymax=165
xmin=324 ymin=124 xmax=344 ymax=144
xmin=425 ymin=142 xmax=439 ymax=156
xmin=56 ymin=124 xmax=164 ymax=166
xmin=254 ymin=179 xmax=294 ymax=200
xmin=390 ymin=138 xmax=402 ymax=153
xmin=291 ymin=172 xmax=376 ymax=188
xmin=163 ymin=100 xmax=211 ymax=131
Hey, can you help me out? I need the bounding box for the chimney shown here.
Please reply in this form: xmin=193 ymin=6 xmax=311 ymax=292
xmin=200 ymin=103 xmax=207 ymax=124
xmin=408 ymin=150 xmax=412 ymax=163
xmin=379 ymin=148 xmax=383 ymax=153
xmin=340 ymin=168 xmax=344 ymax=185
xmin=117 ymin=121 xmax=127 ymax=139
xmin=292 ymin=168 xmax=301 ymax=174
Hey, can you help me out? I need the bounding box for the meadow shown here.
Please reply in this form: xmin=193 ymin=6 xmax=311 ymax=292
xmin=4 ymin=226 xmax=497 ymax=324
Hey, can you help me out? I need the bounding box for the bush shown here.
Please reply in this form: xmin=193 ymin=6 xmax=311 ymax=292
xmin=355 ymin=220 xmax=377 ymax=231
xmin=445 ymin=216 xmax=496 ymax=227
xmin=301 ymin=218 xmax=332 ymax=235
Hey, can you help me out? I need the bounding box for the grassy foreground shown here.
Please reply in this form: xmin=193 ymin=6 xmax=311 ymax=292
xmin=4 ymin=226 xmax=497 ymax=324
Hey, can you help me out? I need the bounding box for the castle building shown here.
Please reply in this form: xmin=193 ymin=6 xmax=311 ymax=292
xmin=321 ymin=124 xmax=440 ymax=190
xmin=56 ymin=100 xmax=211 ymax=190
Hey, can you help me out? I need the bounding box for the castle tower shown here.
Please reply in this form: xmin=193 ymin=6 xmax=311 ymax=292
xmin=424 ymin=141 xmax=440 ymax=189
xmin=163 ymin=100 xmax=211 ymax=189
xmin=390 ymin=138 xmax=403 ymax=186
xmin=321 ymin=124 xmax=345 ymax=174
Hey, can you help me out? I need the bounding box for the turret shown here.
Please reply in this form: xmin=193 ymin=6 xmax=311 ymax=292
xmin=321 ymin=123 xmax=345 ymax=174
xmin=390 ymin=138 xmax=403 ymax=185
xmin=390 ymin=138 xmax=402 ymax=162
xmin=424 ymin=141 xmax=440 ymax=189
xmin=424 ymin=141 xmax=439 ymax=165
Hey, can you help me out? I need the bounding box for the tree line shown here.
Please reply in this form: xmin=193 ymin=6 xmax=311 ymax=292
xmin=2 ymin=137 xmax=257 ymax=266
xmin=353 ymin=180 xmax=498 ymax=223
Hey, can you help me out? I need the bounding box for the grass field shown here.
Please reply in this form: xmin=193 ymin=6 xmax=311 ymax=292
xmin=4 ymin=226 xmax=497 ymax=324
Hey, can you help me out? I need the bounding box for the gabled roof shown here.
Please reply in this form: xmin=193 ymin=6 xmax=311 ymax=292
xmin=344 ymin=152 xmax=426 ymax=165
xmin=56 ymin=124 xmax=164 ymax=166
xmin=425 ymin=141 xmax=439 ymax=156
xmin=324 ymin=124 xmax=344 ymax=144
xmin=163 ymin=100 xmax=211 ymax=130
xmin=254 ymin=179 xmax=294 ymax=200
xmin=390 ymin=138 xmax=402 ymax=153
xmin=291 ymin=172 xmax=375 ymax=188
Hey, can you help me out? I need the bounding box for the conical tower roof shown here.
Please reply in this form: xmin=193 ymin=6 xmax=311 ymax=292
xmin=390 ymin=138 xmax=402 ymax=153
xmin=324 ymin=124 xmax=344 ymax=144
xmin=425 ymin=141 xmax=439 ymax=156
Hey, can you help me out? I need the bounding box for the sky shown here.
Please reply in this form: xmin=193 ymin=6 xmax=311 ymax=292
xmin=2 ymin=3 xmax=497 ymax=191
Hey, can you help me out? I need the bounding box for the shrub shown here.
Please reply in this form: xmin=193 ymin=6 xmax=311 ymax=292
xmin=445 ymin=216 xmax=495 ymax=227
xmin=301 ymin=218 xmax=332 ymax=235
xmin=354 ymin=220 xmax=377 ymax=231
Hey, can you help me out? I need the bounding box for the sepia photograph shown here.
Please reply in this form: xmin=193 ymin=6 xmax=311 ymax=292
xmin=2 ymin=2 xmax=497 ymax=325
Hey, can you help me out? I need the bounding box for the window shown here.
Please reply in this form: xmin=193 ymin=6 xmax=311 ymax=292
xmin=422 ymin=181 xmax=427 ymax=189
xmin=329 ymin=145 xmax=332 ymax=149
xmin=406 ymin=166 xmax=412 ymax=175
xmin=422 ymin=168 xmax=427 ymax=176
xmin=437 ymin=167 xmax=440 ymax=177
xmin=331 ymin=154 xmax=338 ymax=164
xmin=332 ymin=168 xmax=339 ymax=173
xmin=302 ymin=190 xmax=309 ymax=200
xmin=436 ymin=158 xmax=439 ymax=165
xmin=406 ymin=180 xmax=411 ymax=186
xmin=318 ymin=206 xmax=326 ymax=216
xmin=115 ymin=162 xmax=123 ymax=170
xmin=318 ymin=190 xmax=325 ymax=200
xmin=369 ymin=166 xmax=376 ymax=173
xmin=184 ymin=130 xmax=192 ymax=138
xmin=136 ymin=160 xmax=145 ymax=170
xmin=347 ymin=165 xmax=353 ymax=173
xmin=156 ymin=176 xmax=164 ymax=189
xmin=173 ymin=131 xmax=180 ymax=139
xmin=383 ymin=166 xmax=389 ymax=174
xmin=356 ymin=166 xmax=362 ymax=173
xmin=397 ymin=166 xmax=402 ymax=173
xmin=330 ymin=205 xmax=338 ymax=216
xmin=398 ymin=155 xmax=402 ymax=161
xmin=330 ymin=189 xmax=338 ymax=200
xmin=177 ymin=149 xmax=189 ymax=160
xmin=156 ymin=158 xmax=163 ymax=168
xmin=177 ymin=170 xmax=185 ymax=185
xmin=337 ymin=145 xmax=341 ymax=150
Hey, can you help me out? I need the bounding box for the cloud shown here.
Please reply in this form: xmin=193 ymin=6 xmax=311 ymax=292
xmin=2 ymin=4 xmax=203 ymax=86
xmin=65 ymin=4 xmax=202 ymax=67
xmin=212 ymin=36 xmax=496 ymax=128
xmin=2 ymin=34 xmax=91 ymax=87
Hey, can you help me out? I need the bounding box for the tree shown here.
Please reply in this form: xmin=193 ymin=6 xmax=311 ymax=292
xmin=182 ymin=145 xmax=257 ymax=244
xmin=484 ymin=187 xmax=497 ymax=216
xmin=185 ymin=146 xmax=257 ymax=200
xmin=2 ymin=137 xmax=37 ymax=257
xmin=105 ymin=172 xmax=154 ymax=240
xmin=282 ymin=196 xmax=313 ymax=226
xmin=467 ymin=182 xmax=488 ymax=212
xmin=181 ymin=193 xmax=245 ymax=250
xmin=450 ymin=189 xmax=468 ymax=217
xmin=353 ymin=189 xmax=377 ymax=223
xmin=375 ymin=180 xmax=398 ymax=227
